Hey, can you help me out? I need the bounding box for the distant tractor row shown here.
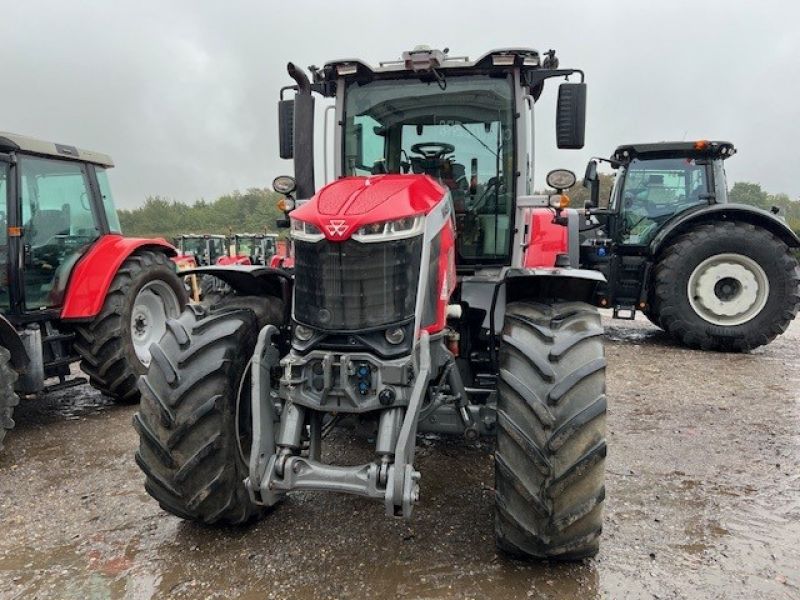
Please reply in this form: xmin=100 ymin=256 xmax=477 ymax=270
xmin=173 ymin=233 xmax=282 ymax=268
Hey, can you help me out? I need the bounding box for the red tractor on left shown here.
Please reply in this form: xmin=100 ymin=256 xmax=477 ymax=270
xmin=0 ymin=132 xmax=187 ymax=451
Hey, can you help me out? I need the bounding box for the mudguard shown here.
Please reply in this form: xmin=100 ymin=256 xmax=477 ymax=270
xmin=0 ymin=314 xmax=28 ymax=369
xmin=185 ymin=265 xmax=292 ymax=300
xmin=650 ymin=203 xmax=800 ymax=255
xmin=504 ymin=267 xmax=606 ymax=305
xmin=60 ymin=235 xmax=177 ymax=320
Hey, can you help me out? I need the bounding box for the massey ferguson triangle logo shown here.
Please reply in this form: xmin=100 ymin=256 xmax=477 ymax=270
xmin=326 ymin=220 xmax=348 ymax=237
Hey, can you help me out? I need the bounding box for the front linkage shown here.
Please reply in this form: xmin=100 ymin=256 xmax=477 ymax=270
xmin=247 ymin=326 xmax=471 ymax=518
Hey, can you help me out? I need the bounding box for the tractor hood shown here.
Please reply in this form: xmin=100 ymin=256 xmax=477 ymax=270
xmin=290 ymin=175 xmax=446 ymax=242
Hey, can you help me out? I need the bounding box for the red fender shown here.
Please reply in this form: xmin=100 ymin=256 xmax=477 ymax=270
xmin=523 ymin=209 xmax=568 ymax=268
xmin=60 ymin=234 xmax=177 ymax=320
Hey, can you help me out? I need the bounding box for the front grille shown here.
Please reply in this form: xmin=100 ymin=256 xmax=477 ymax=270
xmin=294 ymin=237 xmax=422 ymax=331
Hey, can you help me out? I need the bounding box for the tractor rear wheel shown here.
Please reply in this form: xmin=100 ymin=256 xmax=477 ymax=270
xmin=495 ymin=301 xmax=607 ymax=560
xmin=0 ymin=346 xmax=19 ymax=452
xmin=134 ymin=299 xmax=282 ymax=524
xmin=199 ymin=275 xmax=232 ymax=305
xmin=653 ymin=222 xmax=800 ymax=351
xmin=74 ymin=250 xmax=186 ymax=403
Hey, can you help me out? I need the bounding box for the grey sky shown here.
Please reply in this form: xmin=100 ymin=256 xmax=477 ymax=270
xmin=2 ymin=1 xmax=798 ymax=208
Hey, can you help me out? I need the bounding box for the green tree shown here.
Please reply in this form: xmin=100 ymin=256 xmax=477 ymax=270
xmin=118 ymin=188 xmax=286 ymax=240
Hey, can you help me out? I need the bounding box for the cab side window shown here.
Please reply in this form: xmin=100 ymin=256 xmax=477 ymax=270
xmin=19 ymin=156 xmax=99 ymax=309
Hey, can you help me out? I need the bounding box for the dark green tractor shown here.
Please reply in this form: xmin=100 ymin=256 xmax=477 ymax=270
xmin=581 ymin=140 xmax=800 ymax=351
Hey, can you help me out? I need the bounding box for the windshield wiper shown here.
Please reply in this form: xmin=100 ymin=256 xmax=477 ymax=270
xmin=457 ymin=122 xmax=497 ymax=158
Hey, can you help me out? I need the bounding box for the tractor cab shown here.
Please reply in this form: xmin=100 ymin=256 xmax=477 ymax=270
xmin=0 ymin=132 xmax=122 ymax=315
xmin=224 ymin=233 xmax=278 ymax=266
xmin=175 ymin=234 xmax=227 ymax=266
xmin=274 ymin=46 xmax=589 ymax=270
xmin=586 ymin=141 xmax=734 ymax=250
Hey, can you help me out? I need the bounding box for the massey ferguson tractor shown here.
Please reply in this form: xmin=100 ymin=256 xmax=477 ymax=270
xmin=582 ymin=141 xmax=800 ymax=351
xmin=217 ymin=233 xmax=279 ymax=266
xmin=0 ymin=132 xmax=187 ymax=451
xmin=134 ymin=47 xmax=607 ymax=560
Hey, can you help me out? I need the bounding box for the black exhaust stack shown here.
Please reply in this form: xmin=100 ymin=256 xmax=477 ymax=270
xmin=287 ymin=62 xmax=316 ymax=199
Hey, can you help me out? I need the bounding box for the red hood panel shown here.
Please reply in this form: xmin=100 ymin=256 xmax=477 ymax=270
xmin=292 ymin=175 xmax=446 ymax=241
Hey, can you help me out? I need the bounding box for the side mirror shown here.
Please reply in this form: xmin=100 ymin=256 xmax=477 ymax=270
xmin=556 ymin=82 xmax=587 ymax=149
xmin=278 ymin=99 xmax=294 ymax=159
xmin=583 ymin=160 xmax=598 ymax=184
xmin=582 ymin=160 xmax=600 ymax=208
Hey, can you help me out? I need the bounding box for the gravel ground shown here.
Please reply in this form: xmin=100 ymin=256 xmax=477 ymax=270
xmin=0 ymin=316 xmax=798 ymax=599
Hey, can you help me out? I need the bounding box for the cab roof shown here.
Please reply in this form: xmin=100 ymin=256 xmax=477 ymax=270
xmin=322 ymin=47 xmax=542 ymax=79
xmin=0 ymin=131 xmax=114 ymax=167
xmin=612 ymin=141 xmax=736 ymax=163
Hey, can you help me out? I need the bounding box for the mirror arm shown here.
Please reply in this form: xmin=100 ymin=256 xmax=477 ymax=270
xmin=526 ymin=68 xmax=585 ymax=88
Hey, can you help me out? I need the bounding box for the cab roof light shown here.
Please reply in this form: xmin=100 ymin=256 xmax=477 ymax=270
xmin=492 ymin=54 xmax=516 ymax=66
xmin=694 ymin=140 xmax=709 ymax=150
xmin=336 ymin=64 xmax=358 ymax=76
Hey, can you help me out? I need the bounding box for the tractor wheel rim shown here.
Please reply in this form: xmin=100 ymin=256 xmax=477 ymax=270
xmin=688 ymin=253 xmax=769 ymax=326
xmin=131 ymin=280 xmax=182 ymax=367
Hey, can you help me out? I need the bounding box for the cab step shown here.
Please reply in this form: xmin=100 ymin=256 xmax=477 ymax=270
xmin=613 ymin=305 xmax=637 ymax=320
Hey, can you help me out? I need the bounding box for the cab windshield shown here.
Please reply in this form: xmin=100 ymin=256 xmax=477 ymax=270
xmin=343 ymin=75 xmax=515 ymax=263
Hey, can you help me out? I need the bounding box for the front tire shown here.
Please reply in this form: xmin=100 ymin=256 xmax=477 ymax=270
xmin=0 ymin=347 xmax=19 ymax=452
xmin=495 ymin=301 xmax=607 ymax=560
xmin=74 ymin=250 xmax=187 ymax=403
xmin=134 ymin=300 xmax=282 ymax=524
xmin=653 ymin=222 xmax=800 ymax=351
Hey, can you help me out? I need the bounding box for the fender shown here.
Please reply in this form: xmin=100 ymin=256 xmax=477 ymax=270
xmin=504 ymin=267 xmax=606 ymax=305
xmin=187 ymin=265 xmax=292 ymax=300
xmin=0 ymin=314 xmax=28 ymax=369
xmin=650 ymin=204 xmax=800 ymax=255
xmin=60 ymin=234 xmax=177 ymax=320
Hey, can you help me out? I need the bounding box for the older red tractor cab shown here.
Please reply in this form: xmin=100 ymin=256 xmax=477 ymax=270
xmin=0 ymin=132 xmax=187 ymax=451
xmin=134 ymin=47 xmax=607 ymax=560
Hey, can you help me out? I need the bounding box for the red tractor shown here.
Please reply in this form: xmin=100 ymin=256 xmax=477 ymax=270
xmin=217 ymin=233 xmax=279 ymax=266
xmin=134 ymin=47 xmax=607 ymax=559
xmin=0 ymin=132 xmax=187 ymax=451
xmin=173 ymin=234 xmax=228 ymax=267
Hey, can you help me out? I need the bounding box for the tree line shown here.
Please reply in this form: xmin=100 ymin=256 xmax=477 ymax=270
xmin=118 ymin=178 xmax=800 ymax=239
xmin=118 ymin=188 xmax=286 ymax=240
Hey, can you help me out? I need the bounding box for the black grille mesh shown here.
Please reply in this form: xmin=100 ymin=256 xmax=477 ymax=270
xmin=294 ymin=237 xmax=422 ymax=330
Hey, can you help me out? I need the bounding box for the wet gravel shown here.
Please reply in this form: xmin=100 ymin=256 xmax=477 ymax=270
xmin=0 ymin=316 xmax=798 ymax=599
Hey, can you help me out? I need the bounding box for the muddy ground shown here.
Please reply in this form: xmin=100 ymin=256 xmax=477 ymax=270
xmin=0 ymin=316 xmax=798 ymax=599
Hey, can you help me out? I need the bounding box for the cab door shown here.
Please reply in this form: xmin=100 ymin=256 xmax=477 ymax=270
xmin=0 ymin=154 xmax=13 ymax=312
xmin=613 ymin=157 xmax=712 ymax=248
xmin=18 ymin=156 xmax=102 ymax=310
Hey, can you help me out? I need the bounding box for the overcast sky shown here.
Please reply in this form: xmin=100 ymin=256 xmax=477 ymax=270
xmin=2 ymin=1 xmax=798 ymax=208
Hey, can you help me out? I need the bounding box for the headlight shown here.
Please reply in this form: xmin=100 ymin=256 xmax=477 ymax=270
xmin=290 ymin=218 xmax=324 ymax=242
xmin=294 ymin=324 xmax=314 ymax=341
xmin=273 ymin=175 xmax=296 ymax=195
xmin=352 ymin=215 xmax=423 ymax=242
xmin=546 ymin=169 xmax=577 ymax=191
xmin=385 ymin=327 xmax=405 ymax=345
